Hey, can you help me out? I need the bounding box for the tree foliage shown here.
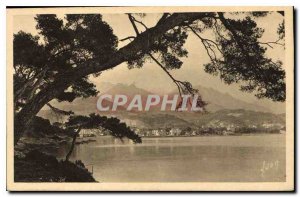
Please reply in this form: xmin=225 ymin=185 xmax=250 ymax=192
xmin=204 ymin=14 xmax=285 ymax=101
xmin=14 ymin=14 xmax=118 ymax=109
xmin=65 ymin=113 xmax=142 ymax=143
xmin=124 ymin=12 xmax=286 ymax=102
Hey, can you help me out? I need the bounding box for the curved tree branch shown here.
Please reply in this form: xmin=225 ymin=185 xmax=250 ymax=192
xmin=120 ymin=36 xmax=136 ymax=42
xmin=259 ymin=38 xmax=285 ymax=48
xmin=148 ymin=53 xmax=183 ymax=97
xmin=130 ymin=15 xmax=148 ymax=30
xmin=187 ymin=25 xmax=223 ymax=62
xmin=46 ymin=103 xmax=74 ymax=116
xmin=14 ymin=12 xmax=215 ymax=145
xmin=127 ymin=14 xmax=140 ymax=35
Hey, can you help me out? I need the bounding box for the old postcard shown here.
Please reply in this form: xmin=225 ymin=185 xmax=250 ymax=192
xmin=6 ymin=6 xmax=294 ymax=191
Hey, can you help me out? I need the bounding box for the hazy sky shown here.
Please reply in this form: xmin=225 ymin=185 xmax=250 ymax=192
xmin=13 ymin=12 xmax=285 ymax=104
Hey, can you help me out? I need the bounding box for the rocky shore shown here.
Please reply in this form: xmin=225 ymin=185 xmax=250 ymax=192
xmin=14 ymin=133 xmax=97 ymax=182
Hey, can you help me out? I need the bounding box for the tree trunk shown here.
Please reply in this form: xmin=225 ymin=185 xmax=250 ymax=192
xmin=65 ymin=127 xmax=82 ymax=162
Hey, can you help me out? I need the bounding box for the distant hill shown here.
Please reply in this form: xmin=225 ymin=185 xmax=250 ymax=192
xmin=168 ymin=85 xmax=282 ymax=114
xmin=92 ymin=83 xmax=284 ymax=114
xmin=38 ymin=83 xmax=285 ymax=126
xmin=119 ymin=109 xmax=285 ymax=130
xmin=104 ymin=83 xmax=152 ymax=96
xmin=190 ymin=109 xmax=285 ymax=128
xmin=123 ymin=112 xmax=194 ymax=129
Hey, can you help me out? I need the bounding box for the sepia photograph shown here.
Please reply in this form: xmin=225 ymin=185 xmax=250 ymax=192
xmin=6 ymin=6 xmax=294 ymax=191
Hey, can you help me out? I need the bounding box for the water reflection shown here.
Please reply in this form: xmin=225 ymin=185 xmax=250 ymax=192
xmin=57 ymin=135 xmax=286 ymax=182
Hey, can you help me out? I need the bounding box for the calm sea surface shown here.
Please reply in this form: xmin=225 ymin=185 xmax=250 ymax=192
xmin=57 ymin=134 xmax=286 ymax=182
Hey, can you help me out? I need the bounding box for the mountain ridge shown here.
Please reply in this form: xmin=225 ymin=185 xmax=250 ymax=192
xmin=44 ymin=82 xmax=284 ymax=115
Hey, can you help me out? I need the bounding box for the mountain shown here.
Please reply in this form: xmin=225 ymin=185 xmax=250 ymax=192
xmin=100 ymin=83 xmax=284 ymax=114
xmin=38 ymin=83 xmax=285 ymax=124
xmin=38 ymin=83 xmax=153 ymax=122
xmin=97 ymin=81 xmax=116 ymax=93
xmin=193 ymin=86 xmax=274 ymax=113
xmin=104 ymin=83 xmax=152 ymax=96
xmin=251 ymin=99 xmax=285 ymax=114
xmin=168 ymin=85 xmax=284 ymax=114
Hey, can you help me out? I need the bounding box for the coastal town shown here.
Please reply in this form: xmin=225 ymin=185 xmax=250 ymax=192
xmin=78 ymin=122 xmax=285 ymax=138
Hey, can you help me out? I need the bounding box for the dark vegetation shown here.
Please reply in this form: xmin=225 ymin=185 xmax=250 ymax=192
xmin=15 ymin=150 xmax=95 ymax=182
xmin=26 ymin=116 xmax=72 ymax=137
xmin=14 ymin=116 xmax=96 ymax=182
xmin=15 ymin=113 xmax=141 ymax=181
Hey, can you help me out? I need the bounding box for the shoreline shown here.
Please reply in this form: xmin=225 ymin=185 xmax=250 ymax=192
xmin=94 ymin=132 xmax=285 ymax=139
